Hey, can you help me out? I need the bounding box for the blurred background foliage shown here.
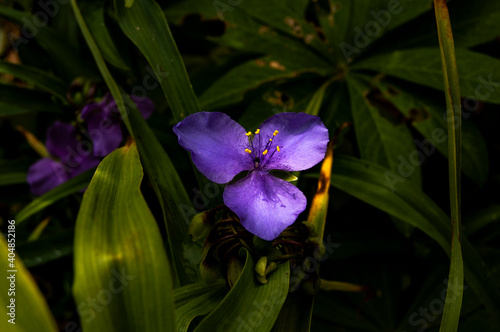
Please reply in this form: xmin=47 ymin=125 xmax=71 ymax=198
xmin=0 ymin=0 xmax=499 ymax=331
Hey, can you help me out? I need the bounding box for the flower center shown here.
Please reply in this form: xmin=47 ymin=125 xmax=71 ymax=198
xmin=244 ymin=129 xmax=281 ymax=169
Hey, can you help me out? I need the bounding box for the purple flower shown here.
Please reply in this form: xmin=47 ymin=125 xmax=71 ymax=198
xmin=174 ymin=112 xmax=329 ymax=240
xmin=81 ymin=93 xmax=154 ymax=157
xmin=27 ymin=122 xmax=100 ymax=196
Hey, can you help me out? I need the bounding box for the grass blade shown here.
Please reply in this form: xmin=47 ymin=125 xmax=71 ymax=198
xmin=434 ymin=1 xmax=464 ymax=331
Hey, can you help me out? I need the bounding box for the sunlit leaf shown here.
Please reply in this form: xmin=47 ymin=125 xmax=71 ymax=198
xmin=73 ymin=142 xmax=176 ymax=331
xmin=0 ymin=235 xmax=58 ymax=332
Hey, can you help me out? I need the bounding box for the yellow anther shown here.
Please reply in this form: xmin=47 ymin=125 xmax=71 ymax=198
xmin=255 ymin=129 xmax=260 ymax=134
xmin=262 ymin=150 xmax=268 ymax=155
xmin=273 ymin=130 xmax=279 ymax=136
xmin=269 ymin=138 xmax=273 ymax=142
xmin=277 ymin=146 xmax=280 ymax=152
xmin=245 ymin=131 xmax=252 ymax=136
xmin=245 ymin=149 xmax=252 ymax=154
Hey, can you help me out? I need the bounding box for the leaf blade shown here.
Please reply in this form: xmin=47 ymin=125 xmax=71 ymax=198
xmin=73 ymin=143 xmax=176 ymax=331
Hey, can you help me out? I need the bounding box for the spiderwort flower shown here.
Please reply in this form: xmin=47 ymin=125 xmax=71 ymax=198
xmin=81 ymin=93 xmax=154 ymax=157
xmin=27 ymin=122 xmax=100 ymax=196
xmin=174 ymin=112 xmax=329 ymax=240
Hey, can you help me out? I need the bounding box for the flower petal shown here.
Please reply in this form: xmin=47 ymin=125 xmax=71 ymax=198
xmin=257 ymin=113 xmax=329 ymax=171
xmin=69 ymin=155 xmax=100 ymax=178
xmin=27 ymin=158 xmax=69 ymax=195
xmin=81 ymin=106 xmax=123 ymax=157
xmin=173 ymin=112 xmax=253 ymax=183
xmin=131 ymin=95 xmax=155 ymax=119
xmin=223 ymin=171 xmax=306 ymax=240
xmin=45 ymin=122 xmax=79 ymax=160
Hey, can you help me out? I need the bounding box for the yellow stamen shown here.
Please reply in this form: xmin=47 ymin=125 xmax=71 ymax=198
xmin=269 ymin=138 xmax=273 ymax=142
xmin=245 ymin=149 xmax=252 ymax=154
xmin=262 ymin=150 xmax=268 ymax=155
xmin=277 ymin=146 xmax=280 ymax=152
xmin=255 ymin=129 xmax=260 ymax=134
xmin=273 ymin=130 xmax=279 ymax=136
xmin=245 ymin=131 xmax=252 ymax=136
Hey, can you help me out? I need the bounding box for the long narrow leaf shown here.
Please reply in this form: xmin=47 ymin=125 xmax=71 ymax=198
xmin=73 ymin=142 xmax=176 ymax=331
xmin=434 ymin=1 xmax=464 ymax=331
xmin=0 ymin=61 xmax=67 ymax=100
xmin=70 ymin=0 xmax=200 ymax=285
xmin=115 ymin=0 xmax=200 ymax=122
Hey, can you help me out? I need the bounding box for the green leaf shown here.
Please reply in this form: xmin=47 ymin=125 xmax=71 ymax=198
xmin=464 ymin=206 xmax=500 ymax=237
xmin=115 ymin=0 xmax=201 ymax=122
xmin=273 ymin=292 xmax=314 ymax=332
xmin=0 ymin=171 xmax=26 ymax=186
xmin=235 ymin=0 xmax=331 ymax=59
xmin=0 ymin=234 xmax=58 ymax=332
xmin=80 ymin=0 xmax=130 ymax=70
xmin=375 ymin=79 xmax=489 ymax=186
xmin=0 ymin=61 xmax=67 ymax=100
xmin=0 ymin=84 xmax=60 ymax=116
xmin=271 ymin=170 xmax=298 ymax=182
xmin=164 ymin=0 xmax=219 ymax=24
xmin=17 ymin=230 xmax=73 ymax=267
xmin=16 ymin=168 xmax=95 ymax=224
xmin=175 ymin=282 xmax=226 ymax=332
xmin=434 ymin=2 xmax=464 ymax=329
xmin=217 ymin=7 xmax=332 ymax=74
xmin=392 ymin=0 xmax=500 ymax=49
xmin=326 ymin=156 xmax=500 ymax=317
xmin=353 ymin=48 xmax=500 ymax=104
xmin=71 ymin=0 xmax=200 ymax=285
xmin=321 ymin=80 xmax=352 ymax=131
xmin=347 ymin=76 xmax=421 ymax=186
xmin=194 ymin=250 xmax=289 ymax=332
xmin=173 ymin=280 xmax=225 ymax=307
xmin=199 ymin=57 xmax=322 ymax=110
xmin=0 ymin=6 xmax=94 ymax=80
xmin=73 ymin=143 xmax=175 ymax=331
xmin=304 ymin=80 xmax=329 ymax=116
xmin=329 ymin=0 xmax=432 ymax=62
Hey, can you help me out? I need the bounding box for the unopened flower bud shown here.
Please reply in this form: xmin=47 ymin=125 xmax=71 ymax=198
xmin=255 ymin=256 xmax=268 ymax=277
xmin=188 ymin=211 xmax=211 ymax=241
